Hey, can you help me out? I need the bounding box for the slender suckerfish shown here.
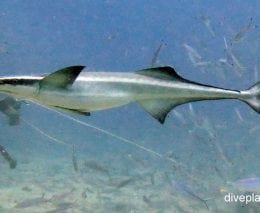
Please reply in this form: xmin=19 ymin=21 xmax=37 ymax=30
xmin=0 ymin=65 xmax=259 ymax=124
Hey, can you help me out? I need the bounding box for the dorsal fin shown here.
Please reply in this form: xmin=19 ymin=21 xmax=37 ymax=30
xmin=39 ymin=66 xmax=85 ymax=90
xmin=136 ymin=66 xmax=185 ymax=81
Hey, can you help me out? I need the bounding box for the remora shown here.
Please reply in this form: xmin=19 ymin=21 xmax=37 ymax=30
xmin=0 ymin=66 xmax=259 ymax=124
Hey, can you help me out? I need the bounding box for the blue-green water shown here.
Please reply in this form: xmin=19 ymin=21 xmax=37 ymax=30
xmin=0 ymin=1 xmax=259 ymax=212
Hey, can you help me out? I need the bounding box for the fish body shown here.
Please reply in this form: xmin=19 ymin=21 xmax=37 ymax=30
xmin=0 ymin=95 xmax=21 ymax=125
xmin=0 ymin=65 xmax=259 ymax=124
xmin=83 ymin=160 xmax=110 ymax=178
xmin=183 ymin=43 xmax=202 ymax=65
xmin=151 ymin=41 xmax=164 ymax=67
xmin=15 ymin=195 xmax=50 ymax=208
xmin=200 ymin=15 xmax=215 ymax=37
xmin=174 ymin=182 xmax=209 ymax=210
xmin=72 ymin=144 xmax=78 ymax=172
xmin=223 ymin=37 xmax=244 ymax=75
xmin=232 ymin=18 xmax=253 ymax=43
xmin=0 ymin=144 xmax=17 ymax=169
xmin=233 ymin=177 xmax=260 ymax=193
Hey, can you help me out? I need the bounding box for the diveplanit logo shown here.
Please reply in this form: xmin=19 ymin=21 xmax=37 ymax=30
xmin=224 ymin=192 xmax=260 ymax=206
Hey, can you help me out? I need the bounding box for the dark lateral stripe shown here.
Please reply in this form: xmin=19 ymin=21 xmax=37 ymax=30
xmin=0 ymin=78 xmax=39 ymax=86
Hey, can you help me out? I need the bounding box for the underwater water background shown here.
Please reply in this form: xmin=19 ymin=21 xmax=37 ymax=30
xmin=0 ymin=0 xmax=259 ymax=212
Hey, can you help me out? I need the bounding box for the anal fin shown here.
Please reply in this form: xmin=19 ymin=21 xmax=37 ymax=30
xmin=138 ymin=99 xmax=187 ymax=124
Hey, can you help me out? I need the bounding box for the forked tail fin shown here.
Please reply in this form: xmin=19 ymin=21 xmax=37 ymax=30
xmin=242 ymin=82 xmax=260 ymax=113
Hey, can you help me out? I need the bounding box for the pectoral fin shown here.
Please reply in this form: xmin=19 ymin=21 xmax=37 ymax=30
xmin=53 ymin=106 xmax=90 ymax=116
xmin=39 ymin=66 xmax=85 ymax=90
xmin=138 ymin=99 xmax=187 ymax=124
